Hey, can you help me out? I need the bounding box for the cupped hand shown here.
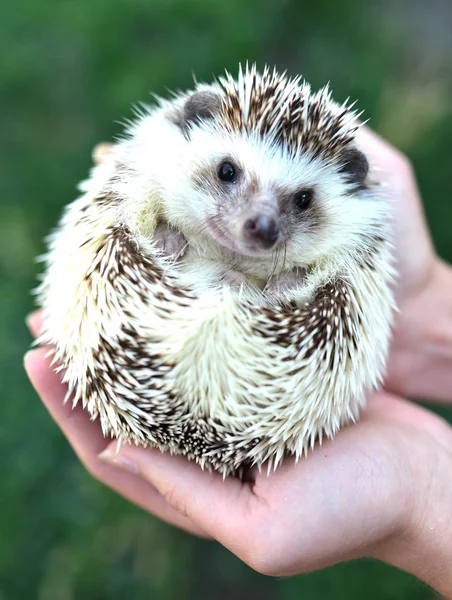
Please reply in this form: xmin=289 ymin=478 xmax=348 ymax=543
xmin=25 ymin=328 xmax=452 ymax=593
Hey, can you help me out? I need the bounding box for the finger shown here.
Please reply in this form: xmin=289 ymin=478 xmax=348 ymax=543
xmin=92 ymin=143 xmax=115 ymax=165
xmin=24 ymin=348 xmax=207 ymax=537
xmin=356 ymin=127 xmax=435 ymax=295
xmin=357 ymin=127 xmax=418 ymax=198
xmin=26 ymin=310 xmax=43 ymax=339
xmin=106 ymin=442 xmax=266 ymax=557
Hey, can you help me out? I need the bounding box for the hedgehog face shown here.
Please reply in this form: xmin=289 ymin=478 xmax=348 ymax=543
xmin=160 ymin=118 xmax=374 ymax=271
xmin=125 ymin=72 xmax=380 ymax=276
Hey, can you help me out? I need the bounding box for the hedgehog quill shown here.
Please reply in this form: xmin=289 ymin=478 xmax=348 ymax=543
xmin=38 ymin=65 xmax=395 ymax=476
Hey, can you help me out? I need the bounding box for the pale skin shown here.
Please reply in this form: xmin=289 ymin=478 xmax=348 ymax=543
xmin=25 ymin=130 xmax=452 ymax=596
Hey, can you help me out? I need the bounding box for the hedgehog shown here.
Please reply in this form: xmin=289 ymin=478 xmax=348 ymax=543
xmin=37 ymin=65 xmax=395 ymax=476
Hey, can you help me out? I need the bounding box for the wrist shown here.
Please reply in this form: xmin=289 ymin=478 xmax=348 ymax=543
xmin=386 ymin=259 xmax=452 ymax=401
xmin=370 ymin=440 xmax=452 ymax=597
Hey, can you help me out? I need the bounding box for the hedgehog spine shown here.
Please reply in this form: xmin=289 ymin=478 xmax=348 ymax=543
xmin=38 ymin=65 xmax=395 ymax=476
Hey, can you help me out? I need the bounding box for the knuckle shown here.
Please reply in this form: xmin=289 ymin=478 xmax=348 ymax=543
xmin=162 ymin=485 xmax=190 ymax=518
xmin=245 ymin=550 xmax=279 ymax=577
xmin=390 ymin=150 xmax=414 ymax=180
xmin=429 ymin=412 xmax=452 ymax=445
xmin=240 ymin=534 xmax=280 ymax=576
xmin=83 ymin=458 xmax=110 ymax=484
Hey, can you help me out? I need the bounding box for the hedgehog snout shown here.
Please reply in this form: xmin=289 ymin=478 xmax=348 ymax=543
xmin=242 ymin=213 xmax=279 ymax=249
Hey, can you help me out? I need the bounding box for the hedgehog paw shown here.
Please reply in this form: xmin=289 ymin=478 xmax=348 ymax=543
xmin=221 ymin=269 xmax=248 ymax=288
xmin=154 ymin=224 xmax=188 ymax=261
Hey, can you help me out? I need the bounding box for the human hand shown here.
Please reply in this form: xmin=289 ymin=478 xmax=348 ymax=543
xmin=356 ymin=129 xmax=452 ymax=402
xmin=25 ymin=325 xmax=452 ymax=596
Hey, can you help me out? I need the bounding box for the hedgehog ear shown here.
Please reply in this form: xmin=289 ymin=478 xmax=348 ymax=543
xmin=338 ymin=148 xmax=369 ymax=186
xmin=182 ymin=91 xmax=222 ymax=132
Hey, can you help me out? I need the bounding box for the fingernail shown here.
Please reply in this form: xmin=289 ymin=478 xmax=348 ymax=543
xmin=98 ymin=448 xmax=140 ymax=475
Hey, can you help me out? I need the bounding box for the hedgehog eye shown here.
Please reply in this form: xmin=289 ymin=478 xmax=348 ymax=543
xmin=294 ymin=189 xmax=313 ymax=211
xmin=218 ymin=161 xmax=238 ymax=183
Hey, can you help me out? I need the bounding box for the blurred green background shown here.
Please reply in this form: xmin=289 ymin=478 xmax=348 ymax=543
xmin=1 ymin=0 xmax=452 ymax=598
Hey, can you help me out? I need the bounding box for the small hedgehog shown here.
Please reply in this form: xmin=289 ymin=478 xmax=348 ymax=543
xmin=38 ymin=65 xmax=395 ymax=476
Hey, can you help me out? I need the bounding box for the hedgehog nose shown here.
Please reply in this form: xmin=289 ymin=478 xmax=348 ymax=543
xmin=243 ymin=215 xmax=279 ymax=248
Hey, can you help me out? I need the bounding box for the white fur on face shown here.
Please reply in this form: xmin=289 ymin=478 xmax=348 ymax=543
xmin=139 ymin=121 xmax=385 ymax=271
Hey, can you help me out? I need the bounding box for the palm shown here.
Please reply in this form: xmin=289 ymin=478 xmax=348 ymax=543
xmin=243 ymin=392 xmax=449 ymax=574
